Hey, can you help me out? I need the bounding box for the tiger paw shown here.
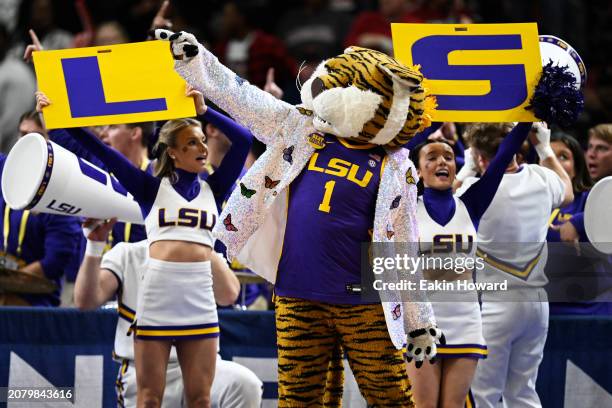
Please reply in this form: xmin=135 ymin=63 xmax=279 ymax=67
xmin=151 ymin=29 xmax=199 ymax=61
xmin=405 ymin=325 xmax=445 ymax=368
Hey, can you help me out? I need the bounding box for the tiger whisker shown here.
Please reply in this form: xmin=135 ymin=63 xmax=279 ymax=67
xmin=296 ymin=60 xmax=307 ymax=91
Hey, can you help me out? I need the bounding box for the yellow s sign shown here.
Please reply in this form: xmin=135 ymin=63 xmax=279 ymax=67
xmin=392 ymin=23 xmax=542 ymax=122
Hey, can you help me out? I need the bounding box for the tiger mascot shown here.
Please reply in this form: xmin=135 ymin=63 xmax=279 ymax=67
xmin=154 ymin=29 xmax=443 ymax=407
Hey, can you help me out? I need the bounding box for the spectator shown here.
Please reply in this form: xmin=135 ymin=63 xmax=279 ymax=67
xmin=276 ymin=0 xmax=351 ymax=62
xmin=0 ymin=127 xmax=82 ymax=306
xmin=544 ymin=132 xmax=611 ymax=315
xmin=0 ymin=23 xmax=36 ymax=152
xmin=406 ymin=0 xmax=473 ymax=23
xmin=344 ymin=0 xmax=417 ymax=55
xmin=215 ymin=0 xmax=297 ymax=90
xmin=553 ymin=124 xmax=612 ymax=244
xmin=119 ymin=0 xmax=166 ymax=42
xmin=345 ymin=0 xmax=472 ymax=55
xmin=547 ymin=132 xmax=593 ymax=243
xmin=586 ymin=123 xmax=612 ymax=182
xmin=93 ymin=20 xmax=129 ymax=46
xmin=12 ymin=0 xmax=73 ymax=55
xmin=0 ymin=0 xmax=20 ymax=32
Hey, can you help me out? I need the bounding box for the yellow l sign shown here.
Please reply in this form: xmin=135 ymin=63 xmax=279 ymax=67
xmin=33 ymin=40 xmax=195 ymax=129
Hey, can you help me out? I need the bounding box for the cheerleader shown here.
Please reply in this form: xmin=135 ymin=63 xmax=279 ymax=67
xmin=57 ymin=95 xmax=252 ymax=407
xmin=405 ymin=122 xmax=532 ymax=408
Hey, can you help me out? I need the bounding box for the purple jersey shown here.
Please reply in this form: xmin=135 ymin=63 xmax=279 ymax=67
xmin=275 ymin=134 xmax=385 ymax=304
xmin=546 ymin=190 xmax=612 ymax=315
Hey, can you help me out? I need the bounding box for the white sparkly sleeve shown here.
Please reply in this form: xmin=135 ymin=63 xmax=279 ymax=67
xmin=397 ymin=167 xmax=436 ymax=333
xmin=174 ymin=44 xmax=296 ymax=146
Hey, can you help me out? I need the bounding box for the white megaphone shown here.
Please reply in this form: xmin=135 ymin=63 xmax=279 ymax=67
xmin=585 ymin=176 xmax=612 ymax=254
xmin=1 ymin=133 xmax=144 ymax=224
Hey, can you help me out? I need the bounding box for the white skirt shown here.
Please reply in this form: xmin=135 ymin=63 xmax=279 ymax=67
xmin=431 ymin=289 xmax=487 ymax=359
xmin=134 ymin=258 xmax=219 ymax=341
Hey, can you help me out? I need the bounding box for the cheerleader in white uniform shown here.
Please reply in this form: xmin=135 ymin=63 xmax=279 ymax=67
xmin=405 ymin=122 xmax=532 ymax=408
xmin=63 ymin=97 xmax=252 ymax=407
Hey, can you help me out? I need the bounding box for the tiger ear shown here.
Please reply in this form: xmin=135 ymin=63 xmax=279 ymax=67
xmin=316 ymin=72 xmax=350 ymax=90
xmin=343 ymin=45 xmax=369 ymax=53
xmin=379 ymin=63 xmax=421 ymax=91
xmin=317 ymin=58 xmax=352 ymax=89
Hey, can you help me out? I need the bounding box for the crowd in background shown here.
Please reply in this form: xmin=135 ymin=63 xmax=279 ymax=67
xmin=0 ymin=0 xmax=610 ymax=311
xmin=1 ymin=0 xmax=611 ymax=149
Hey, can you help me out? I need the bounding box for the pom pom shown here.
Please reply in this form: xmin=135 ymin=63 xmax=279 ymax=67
xmin=527 ymin=61 xmax=584 ymax=128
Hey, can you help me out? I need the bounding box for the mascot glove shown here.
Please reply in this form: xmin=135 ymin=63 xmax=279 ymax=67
xmin=151 ymin=29 xmax=199 ymax=61
xmin=405 ymin=325 xmax=446 ymax=368
xmin=532 ymin=122 xmax=555 ymax=160
xmin=456 ymin=148 xmax=477 ymax=182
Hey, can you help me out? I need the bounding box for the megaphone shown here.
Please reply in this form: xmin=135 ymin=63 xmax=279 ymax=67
xmin=539 ymin=35 xmax=586 ymax=89
xmin=1 ymin=133 xmax=144 ymax=224
xmin=585 ymin=176 xmax=612 ymax=254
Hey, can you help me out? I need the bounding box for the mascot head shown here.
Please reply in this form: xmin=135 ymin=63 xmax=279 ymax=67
xmin=299 ymin=46 xmax=435 ymax=147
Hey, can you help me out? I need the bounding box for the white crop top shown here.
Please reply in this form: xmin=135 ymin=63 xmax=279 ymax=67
xmin=417 ymin=196 xmax=477 ymax=260
xmin=145 ymin=178 xmax=218 ymax=247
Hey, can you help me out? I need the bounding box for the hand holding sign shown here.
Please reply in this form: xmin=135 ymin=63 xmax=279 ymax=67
xmin=186 ymin=85 xmax=207 ymax=116
xmin=35 ymin=91 xmax=51 ymax=113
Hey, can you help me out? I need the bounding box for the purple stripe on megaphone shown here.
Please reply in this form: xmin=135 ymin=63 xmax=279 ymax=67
xmin=25 ymin=141 xmax=54 ymax=210
xmin=78 ymin=157 xmax=108 ymax=185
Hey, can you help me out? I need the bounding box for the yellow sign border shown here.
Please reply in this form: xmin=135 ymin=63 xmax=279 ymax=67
xmin=33 ymin=40 xmax=196 ymax=129
xmin=392 ymin=23 xmax=541 ymax=122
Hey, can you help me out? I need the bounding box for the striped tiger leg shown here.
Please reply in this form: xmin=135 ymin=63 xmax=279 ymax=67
xmin=332 ymin=303 xmax=414 ymax=407
xmin=275 ymin=296 xmax=342 ymax=407
xmin=323 ymin=341 xmax=344 ymax=406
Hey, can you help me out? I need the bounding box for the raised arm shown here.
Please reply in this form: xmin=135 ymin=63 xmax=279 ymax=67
xmin=62 ymin=127 xmax=160 ymax=215
xmin=36 ymin=92 xmax=107 ymax=169
xmin=403 ymin=122 xmax=443 ymax=150
xmin=154 ymin=30 xmax=297 ymax=145
xmin=204 ymin=108 xmax=252 ymax=206
xmin=459 ymin=123 xmax=531 ymax=223
xmin=48 ymin=128 xmax=107 ymax=169
xmin=530 ymin=123 xmax=574 ymax=206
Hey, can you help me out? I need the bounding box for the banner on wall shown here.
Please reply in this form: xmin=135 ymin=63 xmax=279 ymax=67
xmin=391 ymin=23 xmax=542 ymax=122
xmin=1 ymin=309 xmax=611 ymax=407
xmin=33 ymin=41 xmax=196 ymax=129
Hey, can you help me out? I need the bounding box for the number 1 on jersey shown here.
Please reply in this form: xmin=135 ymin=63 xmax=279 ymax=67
xmin=318 ymin=180 xmax=336 ymax=213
